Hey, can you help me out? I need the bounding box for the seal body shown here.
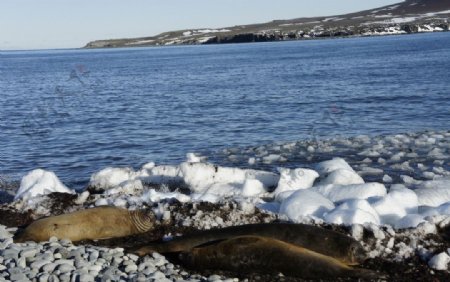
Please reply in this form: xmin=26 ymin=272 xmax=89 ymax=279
xmin=135 ymin=223 xmax=365 ymax=264
xmin=14 ymin=206 xmax=155 ymax=243
xmin=179 ymin=236 xmax=377 ymax=279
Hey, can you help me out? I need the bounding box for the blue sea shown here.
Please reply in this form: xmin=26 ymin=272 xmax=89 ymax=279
xmin=1 ymin=32 xmax=449 ymax=188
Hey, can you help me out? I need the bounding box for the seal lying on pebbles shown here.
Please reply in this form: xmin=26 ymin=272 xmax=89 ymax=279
xmin=134 ymin=223 xmax=366 ymax=265
xmin=14 ymin=206 xmax=155 ymax=243
xmin=178 ymin=236 xmax=379 ymax=279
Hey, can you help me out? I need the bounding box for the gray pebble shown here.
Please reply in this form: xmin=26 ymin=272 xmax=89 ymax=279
xmin=208 ymin=274 xmax=222 ymax=281
xmin=10 ymin=272 xmax=30 ymax=281
xmin=38 ymin=273 xmax=50 ymax=282
xmin=3 ymin=248 xmax=19 ymax=260
xmin=59 ymin=273 xmax=71 ymax=282
xmin=42 ymin=262 xmax=58 ymax=273
xmin=124 ymin=264 xmax=138 ymax=273
xmin=48 ymin=274 xmax=60 ymax=282
xmin=31 ymin=259 xmax=52 ymax=271
xmin=149 ymin=271 xmax=166 ymax=280
xmin=78 ymin=274 xmax=95 ymax=282
xmin=127 ymin=254 xmax=139 ymax=261
xmin=16 ymin=256 xmax=27 ymax=268
xmin=8 ymin=267 xmax=23 ymax=275
xmin=21 ymin=248 xmax=38 ymax=259
xmin=58 ymin=263 xmax=76 ymax=273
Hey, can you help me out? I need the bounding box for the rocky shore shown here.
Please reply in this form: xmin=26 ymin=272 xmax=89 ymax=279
xmin=84 ymin=0 xmax=450 ymax=48
xmin=0 ymin=130 xmax=449 ymax=281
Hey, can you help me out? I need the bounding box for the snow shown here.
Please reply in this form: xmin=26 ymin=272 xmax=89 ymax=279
xmin=428 ymin=252 xmax=450 ymax=270
xmin=395 ymin=214 xmax=425 ymax=229
xmin=325 ymin=208 xmax=379 ymax=226
xmin=280 ymin=189 xmax=335 ymax=221
xmin=316 ymin=157 xmax=354 ymax=175
xmin=89 ymin=167 xmax=137 ymax=189
xmin=242 ymin=179 xmax=266 ymax=197
xmin=142 ymin=189 xmax=191 ymax=203
xmin=8 ymin=130 xmax=450 ymax=276
xmin=273 ymin=168 xmax=319 ymax=196
xmin=312 ymin=182 xmax=387 ymax=202
xmin=14 ymin=169 xmax=74 ymax=201
xmin=318 ymin=168 xmax=364 ymax=186
xmin=372 ymin=185 xmax=418 ymax=226
xmin=415 ymin=178 xmax=450 ymax=207
xmin=325 ymin=199 xmax=380 ymax=225
xmin=141 ymin=164 xmax=182 ymax=185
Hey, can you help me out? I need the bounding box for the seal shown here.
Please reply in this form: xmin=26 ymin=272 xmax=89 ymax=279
xmin=134 ymin=223 xmax=366 ymax=264
xmin=14 ymin=206 xmax=155 ymax=243
xmin=178 ymin=236 xmax=378 ymax=279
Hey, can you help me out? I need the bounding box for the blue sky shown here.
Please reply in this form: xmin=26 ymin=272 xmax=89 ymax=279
xmin=1 ymin=0 xmax=400 ymax=50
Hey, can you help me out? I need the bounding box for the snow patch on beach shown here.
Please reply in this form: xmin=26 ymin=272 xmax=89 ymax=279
xmin=14 ymin=169 xmax=74 ymax=201
xmin=6 ymin=130 xmax=450 ymax=275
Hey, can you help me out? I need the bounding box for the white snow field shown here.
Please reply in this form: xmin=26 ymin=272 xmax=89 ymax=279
xmin=2 ymin=130 xmax=449 ymax=280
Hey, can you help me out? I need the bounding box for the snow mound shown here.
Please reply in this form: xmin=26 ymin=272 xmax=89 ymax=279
xmin=273 ymin=168 xmax=319 ymax=196
xmin=313 ymin=182 xmax=387 ymax=202
xmin=415 ymin=178 xmax=450 ymax=207
xmin=316 ymin=157 xmax=355 ymax=175
xmin=15 ymin=169 xmax=74 ymax=201
xmin=280 ymin=189 xmax=335 ymax=221
xmin=89 ymin=167 xmax=137 ymax=189
xmin=325 ymin=199 xmax=380 ymax=225
xmin=140 ymin=164 xmax=182 ymax=185
xmin=318 ymin=168 xmax=365 ymax=186
xmin=428 ymin=252 xmax=450 ymax=271
xmin=180 ymin=162 xmax=277 ymax=195
xmin=395 ymin=214 xmax=426 ymax=229
xmin=372 ymin=185 xmax=418 ymax=227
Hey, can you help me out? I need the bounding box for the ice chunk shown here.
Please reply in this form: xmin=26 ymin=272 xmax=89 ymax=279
xmin=90 ymin=167 xmax=136 ymax=189
xmin=180 ymin=162 xmax=276 ymax=194
xmin=316 ymin=157 xmax=355 ymax=175
xmin=273 ymin=168 xmax=319 ymax=196
xmin=318 ymin=168 xmax=364 ymax=186
xmin=280 ymin=189 xmax=335 ymax=221
xmin=242 ymin=179 xmax=266 ymax=197
xmin=395 ymin=214 xmax=425 ymax=229
xmin=180 ymin=162 xmax=246 ymax=193
xmin=262 ymin=154 xmax=287 ymax=164
xmin=428 ymin=252 xmax=450 ymax=271
xmin=325 ymin=199 xmax=380 ymax=225
xmin=186 ymin=153 xmax=202 ymax=163
xmin=420 ymin=202 xmax=450 ymax=217
xmin=203 ymin=183 xmax=241 ymax=198
xmin=313 ymin=182 xmax=386 ymax=202
xmin=15 ymin=169 xmax=74 ymax=201
xmin=275 ymin=190 xmax=296 ymax=202
xmin=140 ymin=165 xmax=182 ymax=184
xmin=389 ymin=185 xmax=419 ymax=214
xmin=244 ymin=169 xmax=279 ymax=189
xmin=142 ymin=189 xmax=191 ymax=203
xmin=325 ymin=208 xmax=379 ymax=226
xmin=415 ymin=178 xmax=450 ymax=207
xmin=371 ymin=186 xmax=418 ymax=226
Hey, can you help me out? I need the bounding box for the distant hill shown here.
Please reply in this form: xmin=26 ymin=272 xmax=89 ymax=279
xmin=84 ymin=0 xmax=450 ymax=48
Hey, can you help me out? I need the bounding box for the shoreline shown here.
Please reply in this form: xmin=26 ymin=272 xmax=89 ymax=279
xmin=82 ymin=29 xmax=449 ymax=50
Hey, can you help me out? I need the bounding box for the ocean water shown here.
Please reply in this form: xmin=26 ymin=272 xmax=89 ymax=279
xmin=1 ymin=32 xmax=449 ymax=188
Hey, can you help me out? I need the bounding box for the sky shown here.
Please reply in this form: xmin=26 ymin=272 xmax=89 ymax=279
xmin=0 ymin=0 xmax=401 ymax=50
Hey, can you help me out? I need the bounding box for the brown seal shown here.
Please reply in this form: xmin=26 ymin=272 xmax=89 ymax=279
xmin=178 ymin=236 xmax=378 ymax=279
xmin=14 ymin=206 xmax=155 ymax=243
xmin=134 ymin=223 xmax=366 ymax=265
